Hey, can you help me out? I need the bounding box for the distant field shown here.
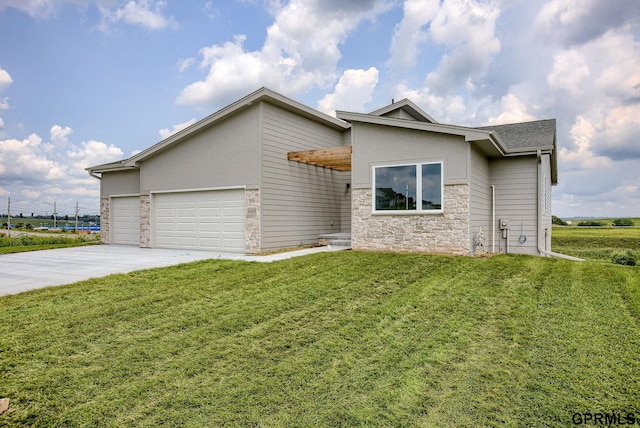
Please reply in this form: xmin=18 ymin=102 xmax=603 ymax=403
xmin=564 ymin=217 xmax=640 ymax=225
xmin=552 ymin=226 xmax=640 ymax=262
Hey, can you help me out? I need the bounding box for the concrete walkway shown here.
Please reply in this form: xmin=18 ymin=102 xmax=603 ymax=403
xmin=0 ymin=244 xmax=349 ymax=297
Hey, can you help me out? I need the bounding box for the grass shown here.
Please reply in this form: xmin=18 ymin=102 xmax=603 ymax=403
xmin=552 ymin=226 xmax=640 ymax=262
xmin=0 ymin=234 xmax=101 ymax=254
xmin=1 ymin=251 xmax=639 ymax=426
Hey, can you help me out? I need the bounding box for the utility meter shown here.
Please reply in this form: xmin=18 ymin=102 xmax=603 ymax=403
xmin=499 ymin=219 xmax=510 ymax=239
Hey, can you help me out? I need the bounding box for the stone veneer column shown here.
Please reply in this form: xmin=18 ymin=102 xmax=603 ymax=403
xmin=140 ymin=194 xmax=151 ymax=248
xmin=100 ymin=197 xmax=110 ymax=244
xmin=245 ymin=188 xmax=261 ymax=254
xmin=352 ymin=184 xmax=470 ymax=255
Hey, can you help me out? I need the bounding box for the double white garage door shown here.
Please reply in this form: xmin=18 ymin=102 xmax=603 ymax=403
xmin=111 ymin=189 xmax=245 ymax=253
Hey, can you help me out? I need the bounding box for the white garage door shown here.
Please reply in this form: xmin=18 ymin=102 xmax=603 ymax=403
xmin=111 ymin=196 xmax=141 ymax=245
xmin=154 ymin=189 xmax=245 ymax=253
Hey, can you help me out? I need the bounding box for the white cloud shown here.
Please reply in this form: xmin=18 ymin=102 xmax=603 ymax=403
xmin=177 ymin=57 xmax=195 ymax=74
xmin=0 ymin=67 xmax=12 ymax=90
xmin=50 ymin=125 xmax=72 ymax=146
xmin=389 ymin=0 xmax=501 ymax=96
xmin=0 ymin=127 xmax=124 ymax=215
xmin=559 ymin=115 xmax=611 ymax=171
xmin=0 ymin=0 xmax=177 ymax=31
xmin=486 ymin=93 xmax=536 ymax=125
xmin=158 ymin=118 xmax=197 ymax=140
xmin=535 ymin=0 xmax=640 ymax=45
xmin=546 ymin=50 xmax=590 ymax=96
xmin=176 ymin=0 xmax=393 ymax=109
xmin=0 ymin=67 xmax=12 ymax=130
xmin=317 ymin=67 xmax=379 ymax=115
xmin=387 ymin=0 xmax=439 ymax=70
xmin=98 ymin=0 xmax=177 ymax=31
xmin=0 ymin=0 xmax=59 ymax=19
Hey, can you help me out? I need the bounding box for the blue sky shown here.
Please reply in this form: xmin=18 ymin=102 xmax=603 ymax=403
xmin=0 ymin=0 xmax=639 ymax=219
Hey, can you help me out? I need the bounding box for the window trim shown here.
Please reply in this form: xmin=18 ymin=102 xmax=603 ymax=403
xmin=372 ymin=161 xmax=444 ymax=214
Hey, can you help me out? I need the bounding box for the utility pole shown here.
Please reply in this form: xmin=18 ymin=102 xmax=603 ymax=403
xmin=75 ymin=202 xmax=79 ymax=233
xmin=53 ymin=201 xmax=57 ymax=229
xmin=7 ymin=197 xmax=10 ymax=238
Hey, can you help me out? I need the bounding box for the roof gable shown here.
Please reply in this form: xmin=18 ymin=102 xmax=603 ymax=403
xmin=369 ymin=99 xmax=438 ymax=123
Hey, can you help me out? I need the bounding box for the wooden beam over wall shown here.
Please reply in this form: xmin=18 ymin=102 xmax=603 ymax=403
xmin=287 ymin=146 xmax=352 ymax=171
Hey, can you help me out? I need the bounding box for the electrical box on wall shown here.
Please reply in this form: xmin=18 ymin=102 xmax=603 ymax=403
xmin=499 ymin=219 xmax=510 ymax=230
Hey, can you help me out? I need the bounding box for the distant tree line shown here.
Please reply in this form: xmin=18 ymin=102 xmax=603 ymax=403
xmin=552 ymin=216 xmax=635 ymax=227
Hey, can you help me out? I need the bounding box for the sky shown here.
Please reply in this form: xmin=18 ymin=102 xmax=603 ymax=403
xmin=0 ymin=0 xmax=639 ymax=220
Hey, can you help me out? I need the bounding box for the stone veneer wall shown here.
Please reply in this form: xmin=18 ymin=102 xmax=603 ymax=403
xmin=245 ymin=188 xmax=261 ymax=254
xmin=100 ymin=197 xmax=110 ymax=244
xmin=352 ymin=184 xmax=470 ymax=255
xmin=140 ymin=194 xmax=150 ymax=248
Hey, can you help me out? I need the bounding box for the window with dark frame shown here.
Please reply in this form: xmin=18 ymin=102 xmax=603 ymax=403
xmin=374 ymin=162 xmax=443 ymax=213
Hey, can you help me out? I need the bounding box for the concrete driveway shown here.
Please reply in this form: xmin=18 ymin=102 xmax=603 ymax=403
xmin=0 ymin=244 xmax=348 ymax=297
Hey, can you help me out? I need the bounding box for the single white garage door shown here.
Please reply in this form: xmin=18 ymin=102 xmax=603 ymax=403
xmin=111 ymin=196 xmax=141 ymax=245
xmin=154 ymin=189 xmax=245 ymax=253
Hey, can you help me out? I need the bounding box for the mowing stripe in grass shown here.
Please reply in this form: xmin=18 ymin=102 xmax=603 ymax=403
xmin=1 ymin=252 xmax=639 ymax=426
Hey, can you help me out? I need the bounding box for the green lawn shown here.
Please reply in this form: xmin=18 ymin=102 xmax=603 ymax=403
xmin=0 ymin=234 xmax=101 ymax=254
xmin=552 ymin=226 xmax=640 ymax=262
xmin=1 ymin=252 xmax=639 ymax=426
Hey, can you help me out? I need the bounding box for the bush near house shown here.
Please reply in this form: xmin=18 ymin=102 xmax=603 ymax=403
xmin=551 ymin=215 xmax=568 ymax=226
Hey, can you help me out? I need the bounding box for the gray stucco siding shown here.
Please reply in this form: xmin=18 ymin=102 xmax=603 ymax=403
xmin=100 ymin=169 xmax=140 ymax=197
xmin=260 ymin=102 xmax=346 ymax=250
xmin=140 ymin=106 xmax=261 ymax=192
xmin=352 ymin=122 xmax=470 ymax=187
xmin=489 ymin=157 xmax=539 ymax=255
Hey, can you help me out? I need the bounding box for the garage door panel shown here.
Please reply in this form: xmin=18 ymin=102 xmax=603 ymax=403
xmin=223 ymin=222 xmax=244 ymax=233
xmin=199 ymin=223 xmax=221 ymax=233
xmin=154 ymin=190 xmax=245 ymax=252
xmin=111 ymin=197 xmax=140 ymax=245
xmin=199 ymin=207 xmax=221 ymax=217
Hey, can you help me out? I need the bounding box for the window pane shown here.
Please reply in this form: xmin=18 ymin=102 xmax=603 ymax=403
xmin=422 ymin=163 xmax=442 ymax=210
xmin=375 ymin=165 xmax=417 ymax=210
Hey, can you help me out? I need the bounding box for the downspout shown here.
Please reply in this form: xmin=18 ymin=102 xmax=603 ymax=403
xmin=88 ymin=171 xmax=101 ymax=180
xmin=536 ymin=150 xmax=543 ymax=256
xmin=491 ymin=184 xmax=495 ymax=253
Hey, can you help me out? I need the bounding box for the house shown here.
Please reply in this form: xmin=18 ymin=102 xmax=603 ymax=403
xmin=87 ymin=87 xmax=557 ymax=256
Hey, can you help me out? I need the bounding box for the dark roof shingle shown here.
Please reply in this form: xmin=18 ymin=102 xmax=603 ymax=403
xmin=477 ymin=119 xmax=556 ymax=151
